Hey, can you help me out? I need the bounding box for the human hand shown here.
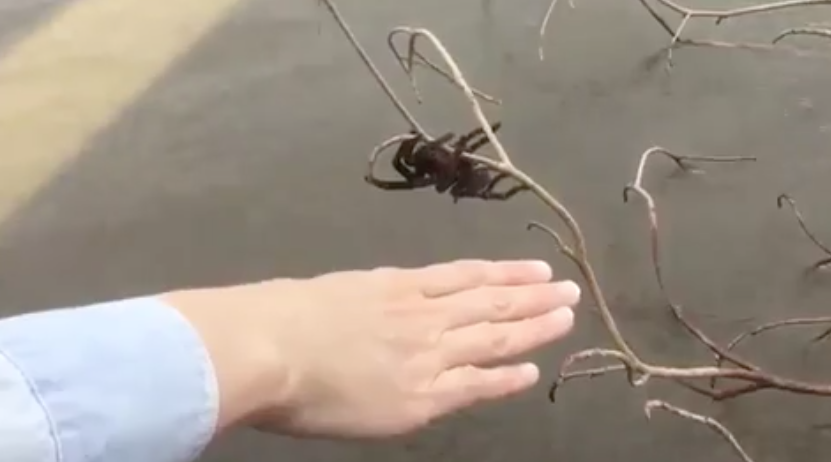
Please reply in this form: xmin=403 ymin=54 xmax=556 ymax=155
xmin=167 ymin=259 xmax=580 ymax=440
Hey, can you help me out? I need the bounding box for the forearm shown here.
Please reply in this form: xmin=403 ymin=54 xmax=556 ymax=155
xmin=0 ymin=296 xmax=220 ymax=462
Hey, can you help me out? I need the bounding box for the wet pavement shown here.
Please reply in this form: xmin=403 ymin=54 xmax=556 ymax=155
xmin=1 ymin=0 xmax=831 ymax=461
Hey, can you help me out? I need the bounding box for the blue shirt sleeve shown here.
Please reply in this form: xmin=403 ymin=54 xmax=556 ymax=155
xmin=0 ymin=296 xmax=220 ymax=462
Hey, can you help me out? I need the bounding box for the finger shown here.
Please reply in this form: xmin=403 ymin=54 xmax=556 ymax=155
xmin=413 ymin=259 xmax=553 ymax=298
xmin=428 ymin=363 xmax=540 ymax=418
xmin=437 ymin=280 xmax=580 ymax=329
xmin=440 ymin=307 xmax=574 ymax=368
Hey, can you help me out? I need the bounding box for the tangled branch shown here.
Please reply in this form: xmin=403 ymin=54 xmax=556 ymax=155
xmin=537 ymin=0 xmax=831 ymax=68
xmin=319 ymin=1 xmax=831 ymax=460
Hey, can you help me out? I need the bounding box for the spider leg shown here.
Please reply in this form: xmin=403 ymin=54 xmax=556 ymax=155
xmin=459 ymin=121 xmax=502 ymax=154
xmin=479 ymin=184 xmax=529 ymax=200
xmin=456 ymin=121 xmax=502 ymax=145
xmin=478 ymin=171 xmax=530 ymax=200
xmin=368 ymin=176 xmax=434 ymax=190
xmin=424 ymin=131 xmax=458 ymax=194
xmin=425 ymin=132 xmax=455 ymax=150
xmin=366 ymin=133 xmax=434 ymax=191
xmin=391 ymin=137 xmax=420 ymax=180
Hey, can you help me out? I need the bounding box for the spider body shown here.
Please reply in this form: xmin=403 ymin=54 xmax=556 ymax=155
xmin=367 ymin=122 xmax=528 ymax=202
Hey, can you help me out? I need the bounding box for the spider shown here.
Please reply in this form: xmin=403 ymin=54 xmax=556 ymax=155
xmin=365 ymin=122 xmax=529 ymax=202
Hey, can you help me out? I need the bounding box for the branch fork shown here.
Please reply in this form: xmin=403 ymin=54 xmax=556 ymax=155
xmin=537 ymin=0 xmax=831 ymax=68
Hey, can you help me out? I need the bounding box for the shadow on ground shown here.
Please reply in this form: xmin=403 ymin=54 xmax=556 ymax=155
xmin=1 ymin=0 xmax=831 ymax=461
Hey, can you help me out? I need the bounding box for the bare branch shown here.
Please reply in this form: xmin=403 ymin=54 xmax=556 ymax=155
xmin=538 ymin=0 xmax=575 ymax=61
xmin=549 ymin=365 xmax=630 ymax=402
xmin=727 ymin=317 xmax=831 ymax=353
xmin=526 ymin=220 xmax=580 ymax=269
xmin=387 ymin=29 xmax=502 ymax=105
xmin=709 ymin=317 xmax=831 ymax=389
xmin=630 ymin=0 xmax=831 ymax=67
xmin=317 ymin=0 xmax=424 ymax=134
xmin=550 ymin=348 xmax=646 ymax=403
xmin=644 ymin=400 xmax=755 ymax=462
xmin=778 ymin=194 xmax=831 ymax=270
xmin=773 ymin=25 xmax=831 ymax=44
xmin=622 ymin=147 xmax=756 ymax=303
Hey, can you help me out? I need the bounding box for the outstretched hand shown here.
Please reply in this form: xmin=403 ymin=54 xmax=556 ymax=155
xmin=166 ymin=259 xmax=580 ymax=440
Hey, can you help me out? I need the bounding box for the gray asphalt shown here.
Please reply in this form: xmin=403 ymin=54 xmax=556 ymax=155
xmin=1 ymin=0 xmax=831 ymax=461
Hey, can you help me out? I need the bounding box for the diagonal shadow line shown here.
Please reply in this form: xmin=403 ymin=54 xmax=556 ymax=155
xmin=0 ymin=0 xmax=81 ymax=58
xmin=0 ymin=0 xmax=321 ymax=314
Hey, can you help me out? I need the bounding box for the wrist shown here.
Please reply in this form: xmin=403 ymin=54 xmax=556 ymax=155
xmin=161 ymin=284 xmax=293 ymax=433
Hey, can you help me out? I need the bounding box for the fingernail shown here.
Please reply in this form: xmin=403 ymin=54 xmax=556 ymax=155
xmin=526 ymin=260 xmax=553 ymax=279
xmin=559 ymin=279 xmax=581 ymax=303
xmin=518 ymin=363 xmax=540 ymax=382
xmin=547 ymin=306 xmax=575 ymax=326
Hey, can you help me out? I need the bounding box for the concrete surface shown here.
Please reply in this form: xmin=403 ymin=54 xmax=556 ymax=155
xmin=0 ymin=0 xmax=830 ymax=461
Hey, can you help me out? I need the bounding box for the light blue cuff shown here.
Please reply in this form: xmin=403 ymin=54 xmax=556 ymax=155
xmin=0 ymin=296 xmax=220 ymax=462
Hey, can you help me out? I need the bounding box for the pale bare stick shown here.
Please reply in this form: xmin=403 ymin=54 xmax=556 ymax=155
xmin=726 ymin=317 xmax=831 ymax=358
xmin=526 ymin=220 xmax=580 ymax=269
xmin=549 ymin=364 xmax=629 ymax=402
xmin=621 ymin=147 xmax=766 ymax=390
xmin=666 ymin=13 xmax=691 ymax=69
xmin=623 ymin=147 xmax=756 ymax=302
xmin=773 ymin=26 xmax=831 ymax=44
xmin=653 ymin=0 xmax=830 ymax=21
xmin=538 ymin=0 xmax=575 ymax=61
xmin=644 ymin=400 xmax=755 ymax=462
xmin=317 ymin=0 xmax=425 ymax=134
xmin=708 ymin=317 xmax=831 ymax=389
xmin=387 ymin=29 xmax=501 ymax=105
xmin=777 ymin=194 xmax=831 ymax=270
xmin=621 ymin=148 xmax=819 ymax=399
xmin=549 ymin=348 xmax=647 ymax=403
xmin=632 ymin=0 xmax=831 ymax=66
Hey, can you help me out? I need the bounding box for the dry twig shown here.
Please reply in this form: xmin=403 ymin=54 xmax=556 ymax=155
xmin=387 ymin=29 xmax=502 ymax=105
xmin=644 ymin=400 xmax=755 ymax=462
xmin=537 ymin=0 xmax=831 ymax=68
xmin=318 ymin=1 xmax=831 ymax=460
xmin=777 ymin=193 xmax=831 ymax=270
xmin=773 ymin=22 xmax=831 ymax=43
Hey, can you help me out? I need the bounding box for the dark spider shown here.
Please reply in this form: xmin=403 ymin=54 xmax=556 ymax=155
xmin=365 ymin=122 xmax=529 ymax=202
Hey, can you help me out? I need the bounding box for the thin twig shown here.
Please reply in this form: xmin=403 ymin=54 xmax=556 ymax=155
xmin=538 ymin=0 xmax=575 ymax=61
xmin=622 ymin=147 xmax=756 ymax=301
xmin=387 ymin=30 xmax=502 ymax=105
xmin=317 ymin=0 xmax=424 ymax=133
xmin=708 ymin=317 xmax=831 ymax=389
xmin=773 ymin=26 xmax=831 ymax=44
xmin=526 ymin=220 xmax=580 ymax=269
xmin=621 ymin=147 xmax=765 ymax=388
xmin=777 ymin=194 xmax=831 ymax=270
xmin=631 ymin=0 xmax=831 ymax=67
xmin=644 ymin=400 xmax=755 ymax=462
